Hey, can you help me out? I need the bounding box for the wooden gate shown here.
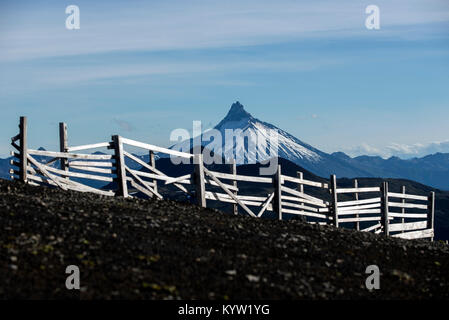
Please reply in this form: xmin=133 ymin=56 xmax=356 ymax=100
xmin=9 ymin=116 xmax=436 ymax=241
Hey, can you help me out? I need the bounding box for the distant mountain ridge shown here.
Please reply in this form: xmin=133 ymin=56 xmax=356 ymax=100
xmin=332 ymin=151 xmax=449 ymax=190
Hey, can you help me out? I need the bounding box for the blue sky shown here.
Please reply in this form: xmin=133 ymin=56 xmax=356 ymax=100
xmin=0 ymin=0 xmax=448 ymax=158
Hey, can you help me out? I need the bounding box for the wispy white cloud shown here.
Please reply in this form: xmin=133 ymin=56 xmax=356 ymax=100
xmin=0 ymin=0 xmax=448 ymax=62
xmin=386 ymin=141 xmax=449 ymax=158
xmin=343 ymin=140 xmax=449 ymax=159
xmin=0 ymin=57 xmax=342 ymax=92
xmin=296 ymin=114 xmax=320 ymax=121
xmin=113 ymin=118 xmax=134 ymax=132
xmin=342 ymin=143 xmax=385 ymax=158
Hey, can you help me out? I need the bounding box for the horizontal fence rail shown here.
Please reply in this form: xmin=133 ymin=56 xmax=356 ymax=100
xmin=8 ymin=117 xmax=436 ymax=241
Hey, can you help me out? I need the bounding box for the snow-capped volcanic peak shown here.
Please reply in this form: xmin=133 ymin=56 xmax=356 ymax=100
xmin=212 ymin=102 xmax=323 ymax=164
xmin=168 ymin=101 xmax=324 ymax=166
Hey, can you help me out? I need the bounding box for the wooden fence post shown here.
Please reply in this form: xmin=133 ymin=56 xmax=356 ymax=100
xmin=149 ymin=150 xmax=157 ymax=197
xmin=381 ymin=181 xmax=390 ymax=236
xmin=330 ymin=175 xmax=339 ymax=227
xmin=112 ymin=135 xmax=128 ymax=198
xmin=401 ymin=186 xmax=406 ymax=233
xmin=428 ymin=191 xmax=435 ymax=242
xmin=59 ymin=122 xmax=69 ymax=179
xmin=297 ymin=171 xmax=304 ymax=209
xmin=231 ymin=160 xmax=238 ymax=215
xmin=194 ymin=153 xmax=206 ymax=207
xmin=19 ymin=116 xmax=28 ymax=183
xmin=354 ymin=179 xmax=359 ymax=231
xmin=273 ymin=164 xmax=282 ymax=220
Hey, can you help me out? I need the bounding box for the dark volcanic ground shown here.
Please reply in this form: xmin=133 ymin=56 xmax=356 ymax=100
xmin=0 ymin=179 xmax=448 ymax=299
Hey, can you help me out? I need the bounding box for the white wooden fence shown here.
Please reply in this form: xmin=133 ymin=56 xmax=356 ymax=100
xmin=9 ymin=117 xmax=435 ymax=240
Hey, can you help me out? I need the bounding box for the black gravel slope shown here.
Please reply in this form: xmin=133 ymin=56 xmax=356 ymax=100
xmin=0 ymin=179 xmax=448 ymax=299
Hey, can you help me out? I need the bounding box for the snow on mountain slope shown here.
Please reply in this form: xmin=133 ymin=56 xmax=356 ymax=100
xmin=213 ymin=101 xmax=323 ymax=164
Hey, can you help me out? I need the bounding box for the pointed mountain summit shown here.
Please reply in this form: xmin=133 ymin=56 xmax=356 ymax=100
xmin=213 ymin=101 xmax=324 ymax=164
xmin=216 ymin=101 xmax=253 ymax=125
